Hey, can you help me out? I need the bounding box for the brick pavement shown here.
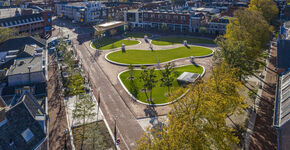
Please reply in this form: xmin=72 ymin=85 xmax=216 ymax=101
xmin=249 ymin=47 xmax=278 ymax=150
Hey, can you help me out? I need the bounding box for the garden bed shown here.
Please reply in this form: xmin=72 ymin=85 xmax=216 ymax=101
xmin=152 ymin=36 xmax=215 ymax=46
xmin=106 ymin=46 xmax=213 ymax=65
xmin=119 ymin=65 xmax=204 ymax=104
xmin=92 ymin=38 xmax=139 ymax=50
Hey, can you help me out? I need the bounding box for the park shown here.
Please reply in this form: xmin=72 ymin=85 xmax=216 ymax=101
xmin=90 ymin=31 xmax=215 ymax=105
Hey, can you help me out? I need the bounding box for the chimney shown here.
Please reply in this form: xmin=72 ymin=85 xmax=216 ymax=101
xmin=0 ymin=108 xmax=6 ymax=122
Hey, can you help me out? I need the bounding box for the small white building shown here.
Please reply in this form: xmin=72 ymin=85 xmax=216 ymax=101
xmin=177 ymin=72 xmax=200 ymax=84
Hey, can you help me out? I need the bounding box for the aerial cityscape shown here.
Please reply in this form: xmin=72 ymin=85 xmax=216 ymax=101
xmin=0 ymin=0 xmax=289 ymax=150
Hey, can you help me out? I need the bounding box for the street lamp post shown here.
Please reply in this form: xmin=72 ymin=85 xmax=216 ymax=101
xmin=113 ymin=115 xmax=118 ymax=149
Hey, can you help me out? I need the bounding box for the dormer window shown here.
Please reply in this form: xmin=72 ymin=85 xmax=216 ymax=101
xmin=21 ymin=128 xmax=34 ymax=142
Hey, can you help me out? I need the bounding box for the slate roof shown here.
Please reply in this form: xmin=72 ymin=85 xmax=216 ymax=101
xmin=0 ymin=13 xmax=43 ymax=28
xmin=0 ymin=92 xmax=46 ymax=150
xmin=274 ymin=69 xmax=290 ymax=127
xmin=277 ymin=39 xmax=290 ymax=69
xmin=7 ymin=56 xmax=43 ymax=76
xmin=0 ymin=36 xmax=46 ymax=52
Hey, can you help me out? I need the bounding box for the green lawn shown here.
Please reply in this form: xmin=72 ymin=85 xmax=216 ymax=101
xmin=120 ymin=65 xmax=204 ymax=104
xmin=107 ymin=46 xmax=212 ymax=64
xmin=92 ymin=38 xmax=139 ymax=50
xmin=152 ymin=36 xmax=215 ymax=46
xmin=124 ymin=32 xmax=153 ymax=38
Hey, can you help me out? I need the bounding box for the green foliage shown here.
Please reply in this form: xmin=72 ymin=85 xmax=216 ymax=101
xmin=215 ymin=39 xmax=260 ymax=81
xmin=67 ymin=73 xmax=85 ymax=96
xmin=107 ymin=46 xmax=213 ymax=65
xmin=92 ymin=38 xmax=139 ymax=50
xmin=152 ymin=36 xmax=215 ymax=46
xmin=139 ymin=66 xmax=158 ymax=103
xmin=0 ymin=28 xmax=18 ymax=43
xmin=225 ymin=9 xmax=272 ymax=50
xmin=120 ymin=65 xmax=203 ymax=104
xmin=124 ymin=32 xmax=153 ymax=38
xmin=137 ymin=62 xmax=246 ymax=149
xmin=248 ymin=0 xmax=278 ymax=23
xmin=73 ymin=95 xmax=97 ymax=150
xmin=159 ymin=62 xmax=176 ymax=95
xmin=128 ymin=64 xmax=134 ymax=80
xmin=248 ymin=89 xmax=258 ymax=100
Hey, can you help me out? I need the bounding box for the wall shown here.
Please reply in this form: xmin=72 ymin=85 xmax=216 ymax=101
xmin=8 ymin=71 xmax=45 ymax=86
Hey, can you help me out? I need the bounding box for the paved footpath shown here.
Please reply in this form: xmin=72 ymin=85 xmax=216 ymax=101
xmin=47 ymin=52 xmax=72 ymax=150
xmin=73 ymin=39 xmax=144 ymax=150
xmin=248 ymin=46 xmax=278 ymax=150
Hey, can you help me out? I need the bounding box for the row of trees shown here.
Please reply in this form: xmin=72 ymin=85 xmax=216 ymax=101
xmin=137 ymin=0 xmax=278 ymax=149
xmin=216 ymin=0 xmax=278 ymax=81
xmin=128 ymin=63 xmax=177 ymax=103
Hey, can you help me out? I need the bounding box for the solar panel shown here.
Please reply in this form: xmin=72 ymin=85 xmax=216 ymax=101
xmin=282 ymin=71 xmax=290 ymax=83
xmin=282 ymin=90 xmax=290 ymax=103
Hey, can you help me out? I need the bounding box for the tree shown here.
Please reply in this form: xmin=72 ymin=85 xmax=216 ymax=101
xmin=0 ymin=28 xmax=18 ymax=44
xmin=215 ymin=39 xmax=260 ymax=81
xmin=73 ymin=95 xmax=96 ymax=150
xmin=225 ymin=9 xmax=272 ymax=51
xmin=68 ymin=73 xmax=85 ymax=96
xmin=128 ymin=64 xmax=135 ymax=80
xmin=139 ymin=66 xmax=158 ymax=103
xmin=84 ymin=123 xmax=106 ymax=150
xmin=248 ymin=0 xmax=278 ymax=23
xmin=159 ymin=62 xmax=175 ymax=95
xmin=137 ymin=62 xmax=246 ymax=150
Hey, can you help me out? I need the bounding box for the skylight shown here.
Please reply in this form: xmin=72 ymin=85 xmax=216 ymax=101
xmin=21 ymin=128 xmax=34 ymax=142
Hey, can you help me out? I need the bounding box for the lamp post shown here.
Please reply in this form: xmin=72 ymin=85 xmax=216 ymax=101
xmin=64 ymin=129 xmax=68 ymax=150
xmin=113 ymin=115 xmax=118 ymax=149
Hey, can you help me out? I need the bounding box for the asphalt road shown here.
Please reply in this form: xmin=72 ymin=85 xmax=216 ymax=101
xmin=72 ymin=39 xmax=144 ymax=150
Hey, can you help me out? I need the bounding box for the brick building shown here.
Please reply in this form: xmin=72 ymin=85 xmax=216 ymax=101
xmin=0 ymin=9 xmax=52 ymax=38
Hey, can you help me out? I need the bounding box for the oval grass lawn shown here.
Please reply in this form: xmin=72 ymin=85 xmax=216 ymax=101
xmin=92 ymin=38 xmax=139 ymax=50
xmin=124 ymin=32 xmax=153 ymax=38
xmin=152 ymin=36 xmax=215 ymax=46
xmin=120 ymin=65 xmax=204 ymax=104
xmin=107 ymin=46 xmax=213 ymax=65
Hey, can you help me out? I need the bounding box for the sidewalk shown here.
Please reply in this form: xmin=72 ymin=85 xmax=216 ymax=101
xmin=245 ymin=46 xmax=278 ymax=150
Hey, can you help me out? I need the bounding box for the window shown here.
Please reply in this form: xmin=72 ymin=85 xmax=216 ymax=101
xmin=173 ymin=15 xmax=178 ymax=20
xmin=150 ymin=14 xmax=154 ymax=18
xmin=181 ymin=16 xmax=185 ymax=21
xmin=165 ymin=15 xmax=170 ymax=19
xmin=158 ymin=14 xmax=162 ymax=19
xmin=21 ymin=128 xmax=34 ymax=142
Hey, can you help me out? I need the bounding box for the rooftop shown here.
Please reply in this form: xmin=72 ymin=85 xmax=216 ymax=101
xmin=7 ymin=56 xmax=43 ymax=76
xmin=177 ymin=72 xmax=200 ymax=83
xmin=94 ymin=21 xmax=126 ymax=32
xmin=277 ymin=39 xmax=290 ymax=69
xmin=0 ymin=91 xmax=46 ymax=150
xmin=274 ymin=69 xmax=290 ymax=127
